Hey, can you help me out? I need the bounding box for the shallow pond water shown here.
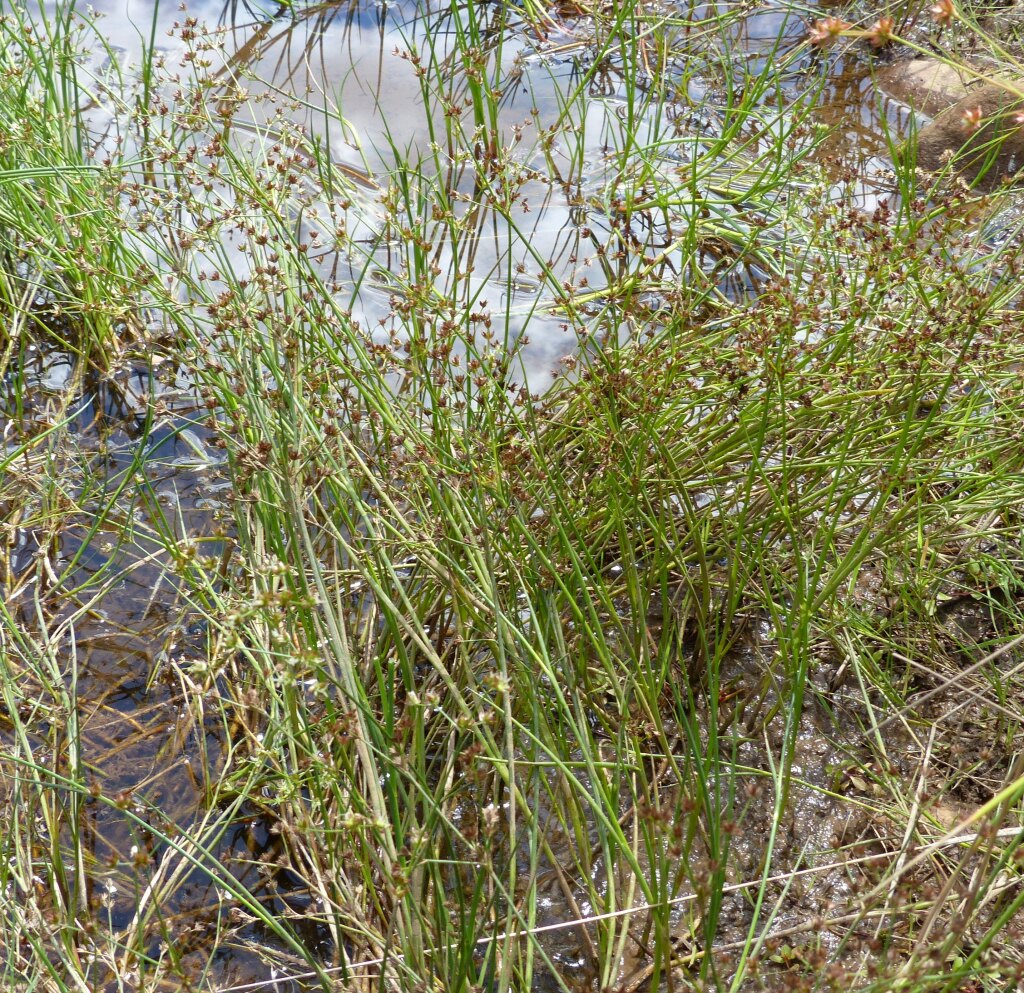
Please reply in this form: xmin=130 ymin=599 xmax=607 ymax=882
xmin=75 ymin=0 xmax=910 ymax=375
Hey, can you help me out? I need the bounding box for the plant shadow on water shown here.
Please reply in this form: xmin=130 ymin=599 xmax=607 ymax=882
xmin=3 ymin=0 xmax=1024 ymax=991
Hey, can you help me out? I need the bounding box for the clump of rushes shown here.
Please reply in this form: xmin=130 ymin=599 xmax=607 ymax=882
xmin=2 ymin=1 xmax=1024 ymax=992
xmin=0 ymin=8 xmax=164 ymax=372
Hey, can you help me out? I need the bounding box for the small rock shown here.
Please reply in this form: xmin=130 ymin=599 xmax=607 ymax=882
xmin=902 ymin=83 xmax=1024 ymax=189
xmin=875 ymin=57 xmax=978 ymax=116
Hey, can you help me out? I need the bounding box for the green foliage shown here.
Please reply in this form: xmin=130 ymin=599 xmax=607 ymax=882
xmin=1 ymin=1 xmax=1024 ymax=991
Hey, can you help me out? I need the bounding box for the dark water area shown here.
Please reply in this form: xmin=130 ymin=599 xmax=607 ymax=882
xmin=0 ymin=350 xmax=343 ymax=988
